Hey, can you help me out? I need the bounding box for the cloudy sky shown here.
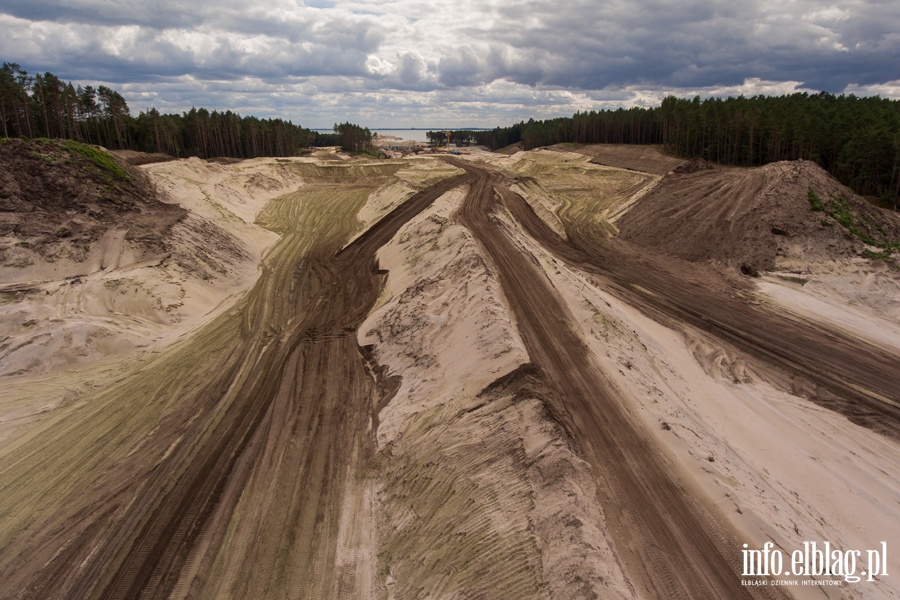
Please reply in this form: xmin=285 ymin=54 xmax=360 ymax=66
xmin=1 ymin=0 xmax=899 ymax=128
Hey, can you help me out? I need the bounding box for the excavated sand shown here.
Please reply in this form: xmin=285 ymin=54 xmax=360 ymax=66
xmin=486 ymin=147 xmax=900 ymax=599
xmin=617 ymin=159 xmax=900 ymax=275
xmin=482 ymin=148 xmax=657 ymax=238
xmin=0 ymin=157 xmax=309 ymax=377
xmin=1 ymin=146 xmax=897 ymax=599
xmin=492 ymin=200 xmax=900 ymax=598
xmin=351 ymin=158 xmax=464 ymax=241
xmin=360 ymin=185 xmax=634 ymax=599
xmin=757 ymin=260 xmax=900 ymax=353
xmin=555 ymin=143 xmax=686 ymax=176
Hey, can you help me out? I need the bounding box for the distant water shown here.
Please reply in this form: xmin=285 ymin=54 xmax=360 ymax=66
xmin=312 ymin=129 xmax=488 ymax=143
xmin=373 ymin=129 xmax=431 ymax=142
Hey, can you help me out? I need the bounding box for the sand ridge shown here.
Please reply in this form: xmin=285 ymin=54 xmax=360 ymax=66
xmin=0 ymin=155 xmax=309 ymax=379
xmin=360 ymin=183 xmax=633 ymax=598
xmin=490 ymin=179 xmax=900 ymax=599
xmin=0 ymin=146 xmax=897 ymax=599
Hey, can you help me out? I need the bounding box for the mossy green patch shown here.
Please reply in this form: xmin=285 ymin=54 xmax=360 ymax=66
xmin=810 ymin=188 xmax=898 ymax=258
xmin=62 ymin=140 xmax=130 ymax=182
xmin=808 ymin=190 xmax=825 ymax=212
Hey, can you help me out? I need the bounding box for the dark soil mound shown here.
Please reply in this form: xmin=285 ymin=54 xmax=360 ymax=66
xmin=0 ymin=138 xmax=185 ymax=265
xmin=617 ymin=160 xmax=900 ymax=272
xmin=671 ymin=158 xmax=714 ymax=175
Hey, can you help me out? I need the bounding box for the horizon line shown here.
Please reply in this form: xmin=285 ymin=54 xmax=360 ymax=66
xmin=310 ymin=127 xmax=494 ymax=130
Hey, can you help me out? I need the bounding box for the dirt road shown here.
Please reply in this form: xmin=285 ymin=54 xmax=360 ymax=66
xmin=0 ymin=167 xmax=471 ymax=599
xmin=1 ymin=152 xmax=896 ymax=599
xmin=453 ymin=160 xmax=785 ymax=599
xmin=493 ymin=175 xmax=900 ymax=439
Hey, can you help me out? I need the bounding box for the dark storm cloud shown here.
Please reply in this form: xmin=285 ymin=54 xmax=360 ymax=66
xmin=454 ymin=0 xmax=900 ymax=92
xmin=1 ymin=0 xmax=897 ymax=126
xmin=0 ymin=0 xmax=366 ymax=38
xmin=3 ymin=29 xmax=377 ymax=84
xmin=4 ymin=0 xmax=899 ymax=91
xmin=1 ymin=0 xmax=224 ymax=29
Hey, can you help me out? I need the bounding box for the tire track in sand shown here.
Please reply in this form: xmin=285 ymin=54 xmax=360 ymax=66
xmin=0 ymin=167 xmax=471 ymax=599
xmin=497 ymin=169 xmax=900 ymax=439
xmin=452 ymin=159 xmax=781 ymax=600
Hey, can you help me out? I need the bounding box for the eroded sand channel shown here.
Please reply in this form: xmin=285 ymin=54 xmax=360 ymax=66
xmin=0 ymin=160 xmax=468 ymax=599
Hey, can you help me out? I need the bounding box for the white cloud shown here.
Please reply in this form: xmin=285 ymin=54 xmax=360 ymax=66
xmin=1 ymin=0 xmax=898 ymax=126
xmin=842 ymin=79 xmax=900 ymax=97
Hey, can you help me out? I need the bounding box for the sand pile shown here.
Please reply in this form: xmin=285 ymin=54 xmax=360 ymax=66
xmin=111 ymin=149 xmax=174 ymax=166
xmin=489 ymin=171 xmax=900 ymax=599
xmin=617 ymin=159 xmax=900 ymax=274
xmin=614 ymin=157 xmax=900 ymax=328
xmin=0 ymin=138 xmax=184 ymax=274
xmin=554 ymin=143 xmax=686 ymax=175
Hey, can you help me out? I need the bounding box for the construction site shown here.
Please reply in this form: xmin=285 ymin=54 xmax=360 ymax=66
xmin=0 ymin=139 xmax=898 ymax=599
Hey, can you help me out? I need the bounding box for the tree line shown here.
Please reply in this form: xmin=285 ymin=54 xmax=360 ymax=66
xmin=4 ymin=62 xmax=898 ymax=200
xmin=1 ymin=62 xmax=315 ymax=158
xmin=314 ymin=123 xmax=375 ymax=154
xmin=471 ymin=93 xmax=900 ymax=204
xmin=425 ymin=130 xmax=480 ymax=147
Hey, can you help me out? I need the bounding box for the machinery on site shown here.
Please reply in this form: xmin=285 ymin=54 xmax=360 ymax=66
xmin=430 ymin=130 xmax=461 ymax=154
xmin=432 ymin=130 xmax=452 ymax=152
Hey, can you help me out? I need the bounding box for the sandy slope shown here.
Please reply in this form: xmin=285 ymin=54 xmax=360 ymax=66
xmin=0 ymin=147 xmax=897 ymax=599
xmin=492 ymin=185 xmax=900 ymax=600
xmin=0 ymin=158 xmax=435 ymax=599
xmin=360 ymin=186 xmax=633 ymax=599
xmin=483 ymin=148 xmax=899 ymax=598
xmin=0 ymin=156 xmax=304 ymax=379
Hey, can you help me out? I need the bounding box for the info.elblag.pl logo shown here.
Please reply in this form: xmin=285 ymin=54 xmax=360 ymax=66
xmin=742 ymin=541 xmax=889 ymax=587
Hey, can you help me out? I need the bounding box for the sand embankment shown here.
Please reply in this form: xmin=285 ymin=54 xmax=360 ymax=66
xmin=0 ymin=146 xmax=897 ymax=599
xmin=0 ymin=154 xmax=314 ymax=378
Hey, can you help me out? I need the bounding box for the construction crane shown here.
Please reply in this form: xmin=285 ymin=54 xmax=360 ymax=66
xmin=431 ymin=130 xmax=453 ymax=153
